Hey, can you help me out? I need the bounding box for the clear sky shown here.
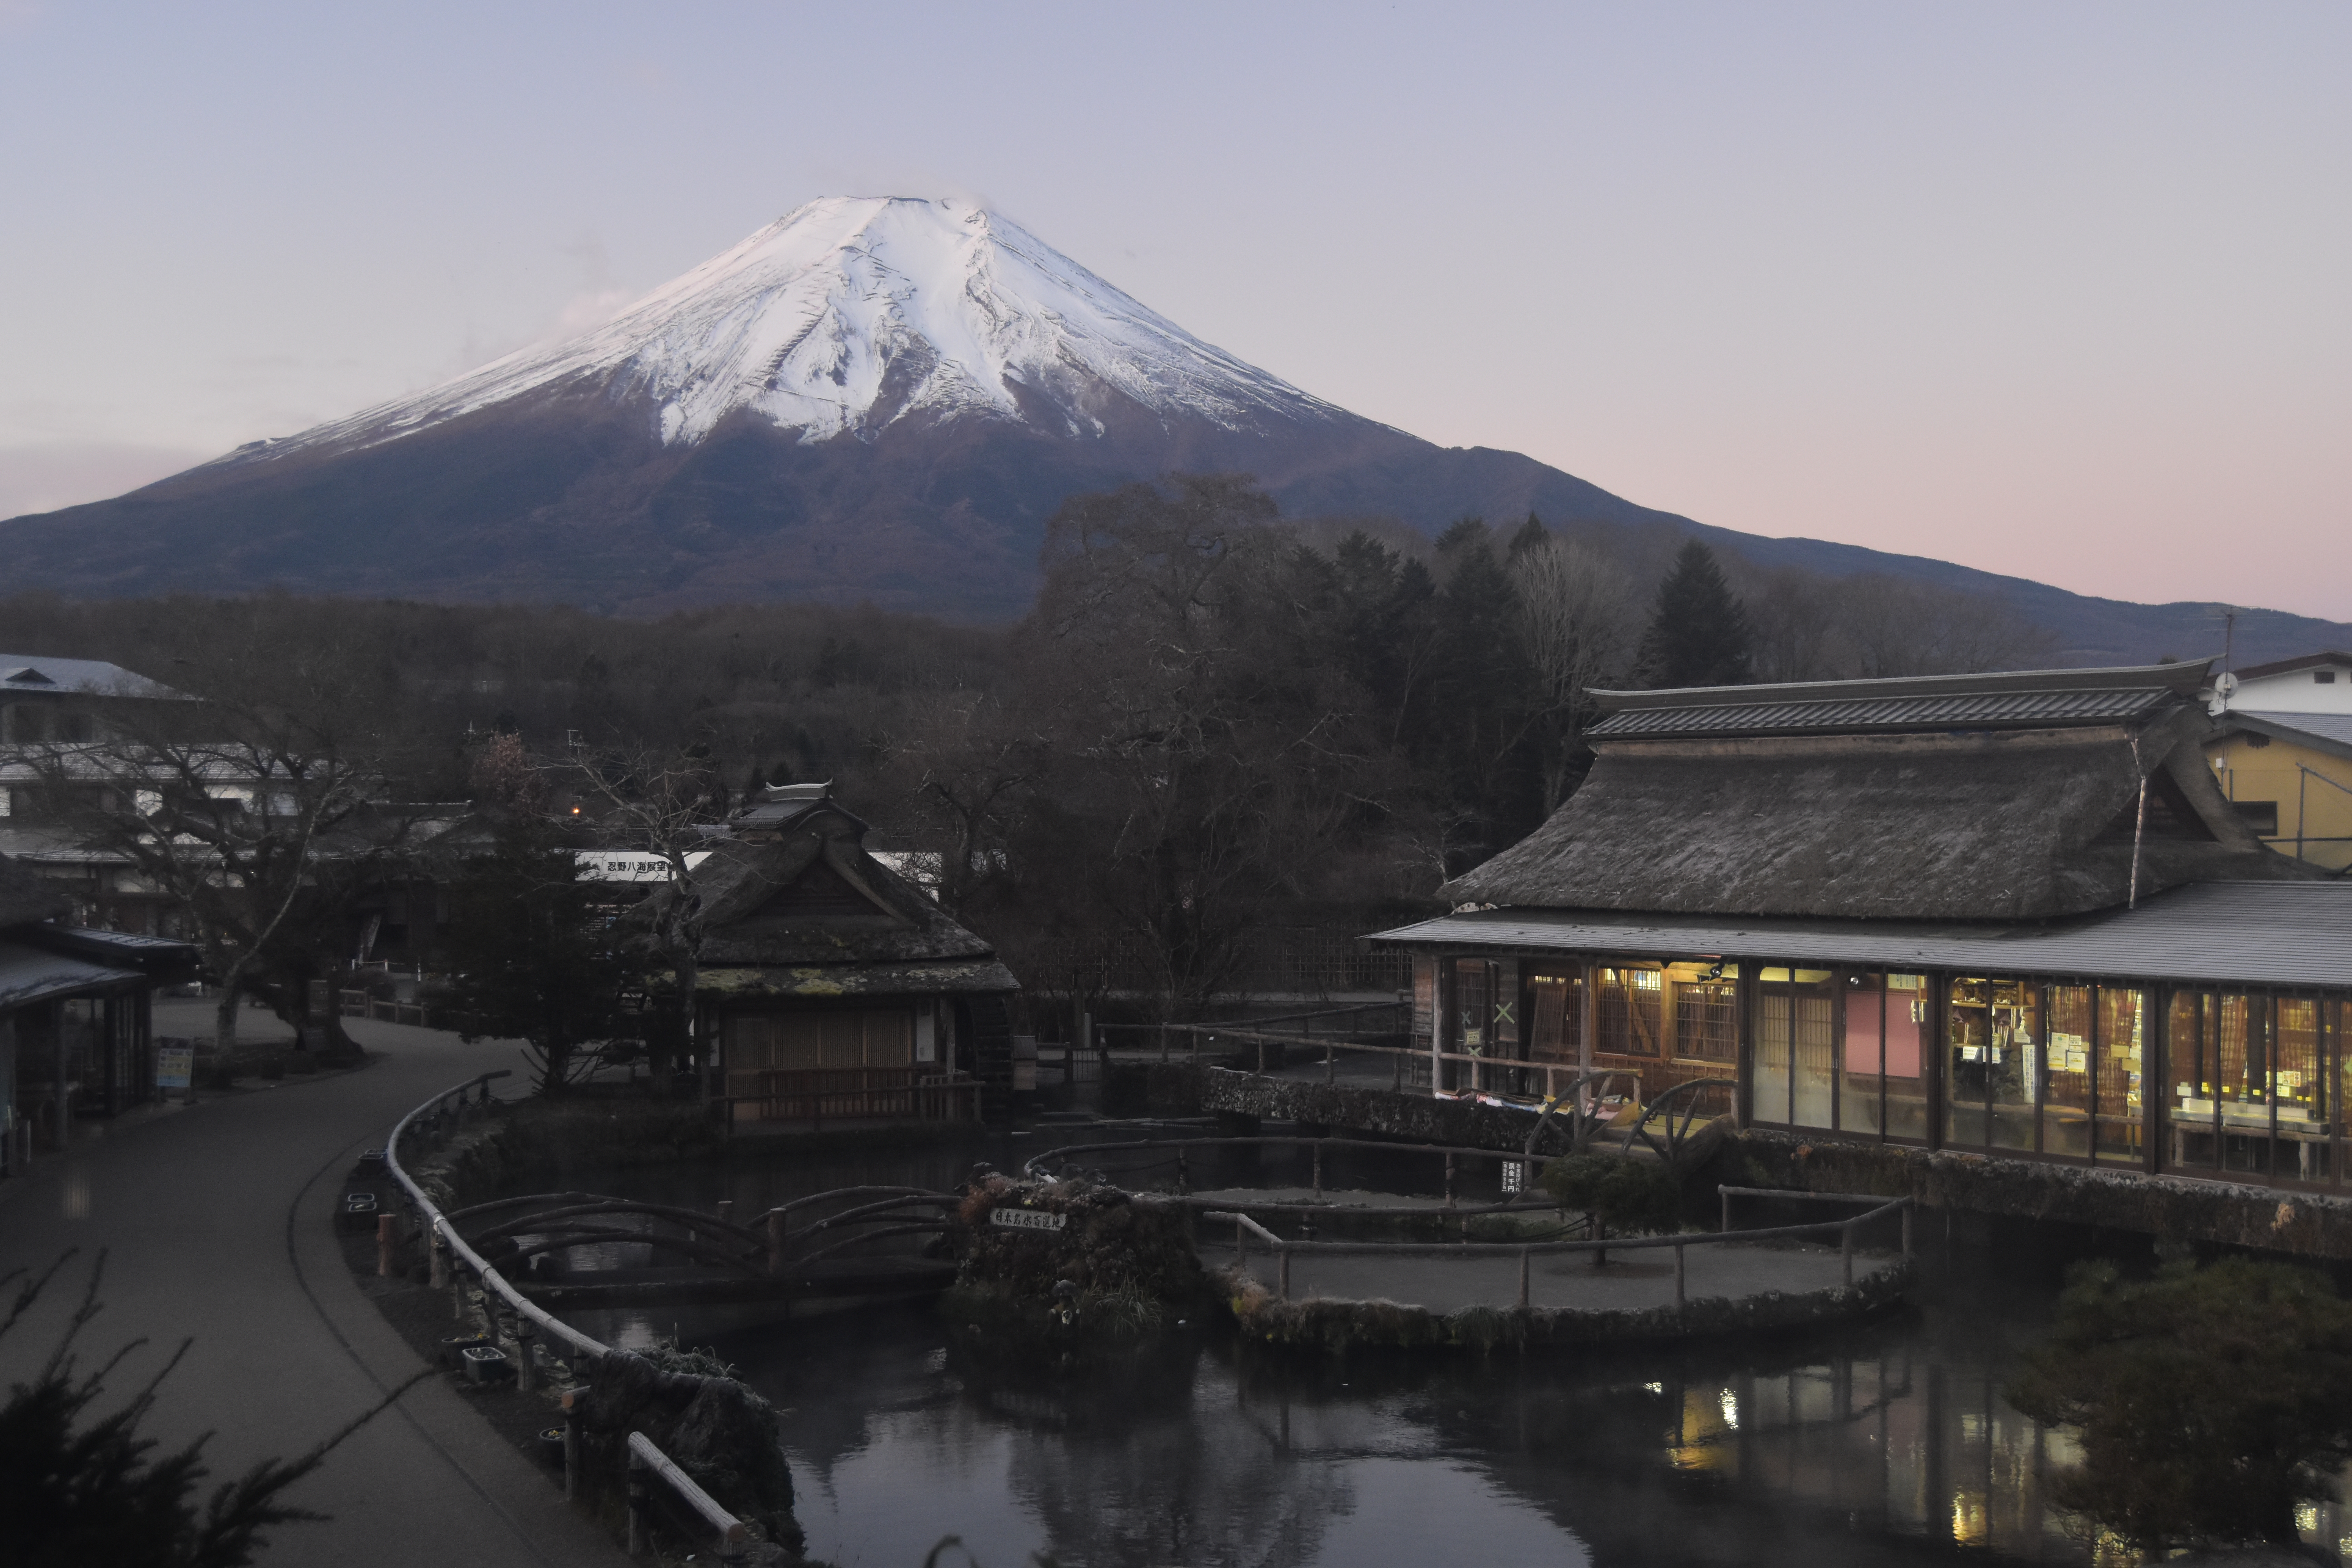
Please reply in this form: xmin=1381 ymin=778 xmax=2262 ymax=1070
xmin=2 ymin=2 xmax=2344 ymax=617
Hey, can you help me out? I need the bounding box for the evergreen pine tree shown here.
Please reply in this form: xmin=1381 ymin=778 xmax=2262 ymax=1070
xmin=1637 ymin=541 xmax=1754 ymax=688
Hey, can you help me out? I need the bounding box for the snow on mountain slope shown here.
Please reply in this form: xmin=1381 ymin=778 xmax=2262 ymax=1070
xmin=223 ymin=196 xmax=1354 ymax=467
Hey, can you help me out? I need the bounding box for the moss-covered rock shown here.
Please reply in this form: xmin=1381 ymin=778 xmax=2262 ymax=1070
xmin=946 ymin=1174 xmax=1218 ymax=1349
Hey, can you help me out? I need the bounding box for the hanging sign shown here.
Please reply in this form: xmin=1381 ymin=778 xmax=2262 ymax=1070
xmin=990 ymin=1208 xmax=1067 ymax=1233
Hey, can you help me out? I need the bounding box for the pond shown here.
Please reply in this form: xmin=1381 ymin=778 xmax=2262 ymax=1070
xmin=555 ymin=1133 xmax=2352 ymax=1568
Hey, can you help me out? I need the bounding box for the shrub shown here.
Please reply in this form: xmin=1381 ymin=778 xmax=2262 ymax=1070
xmin=2007 ymin=1254 xmax=2352 ymax=1554
xmin=1537 ymin=1154 xmax=1683 ymax=1237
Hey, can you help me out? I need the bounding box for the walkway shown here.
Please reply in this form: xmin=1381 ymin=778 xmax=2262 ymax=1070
xmin=0 ymin=1002 xmax=629 ymax=1568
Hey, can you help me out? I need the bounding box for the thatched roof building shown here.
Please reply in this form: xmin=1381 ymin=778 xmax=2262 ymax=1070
xmin=634 ymin=784 xmax=1016 ymax=1127
xmin=1445 ymin=661 xmax=2319 ymax=922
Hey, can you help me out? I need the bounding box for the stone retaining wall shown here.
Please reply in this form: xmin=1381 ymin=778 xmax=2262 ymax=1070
xmin=1726 ymin=1129 xmax=2352 ymax=1260
xmin=1225 ymin=1256 xmax=1917 ymax=1353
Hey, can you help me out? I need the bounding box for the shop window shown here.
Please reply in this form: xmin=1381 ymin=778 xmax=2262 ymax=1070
xmin=2277 ymin=999 xmax=2324 ymax=1182
xmin=1946 ymin=979 xmax=2039 ymax=1152
xmin=1842 ymin=975 xmax=1884 ymax=1136
xmin=1842 ymin=972 xmax=1926 ymax=1139
xmin=2093 ymin=989 xmax=2147 ymax=1167
xmin=2044 ymin=986 xmax=2094 ymax=1158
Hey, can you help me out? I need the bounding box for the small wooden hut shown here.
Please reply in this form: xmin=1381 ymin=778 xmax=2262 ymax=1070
xmin=646 ymin=785 xmax=1017 ymax=1129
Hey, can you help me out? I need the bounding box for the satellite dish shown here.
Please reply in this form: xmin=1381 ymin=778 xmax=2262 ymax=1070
xmin=2215 ymin=671 xmax=2240 ymax=697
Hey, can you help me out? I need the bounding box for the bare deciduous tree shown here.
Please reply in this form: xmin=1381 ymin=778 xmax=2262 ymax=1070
xmin=1510 ymin=536 xmax=1633 ymax=813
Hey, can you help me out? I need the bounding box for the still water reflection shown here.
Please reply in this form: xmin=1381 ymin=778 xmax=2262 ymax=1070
xmin=564 ymin=1144 xmax=2352 ymax=1567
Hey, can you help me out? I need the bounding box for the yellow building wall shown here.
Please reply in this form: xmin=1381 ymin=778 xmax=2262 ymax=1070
xmin=2205 ymin=732 xmax=2352 ymax=871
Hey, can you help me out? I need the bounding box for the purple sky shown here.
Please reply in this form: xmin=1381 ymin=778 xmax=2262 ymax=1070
xmin=1 ymin=2 xmax=2344 ymax=617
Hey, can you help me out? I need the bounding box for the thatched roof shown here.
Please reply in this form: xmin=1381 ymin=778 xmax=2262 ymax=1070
xmin=1447 ymin=678 xmax=2325 ymax=922
xmin=632 ymin=787 xmax=1013 ymax=989
xmin=0 ymin=853 xmax=69 ymax=927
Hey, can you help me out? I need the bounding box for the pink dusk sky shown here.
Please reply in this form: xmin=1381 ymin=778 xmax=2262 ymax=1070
xmin=0 ymin=2 xmax=2343 ymax=618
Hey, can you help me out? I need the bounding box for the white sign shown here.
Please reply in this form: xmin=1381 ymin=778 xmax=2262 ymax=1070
xmin=990 ymin=1207 xmax=1067 ymax=1233
xmin=155 ymin=1044 xmax=193 ymax=1090
xmin=575 ymin=850 xmax=713 ymax=883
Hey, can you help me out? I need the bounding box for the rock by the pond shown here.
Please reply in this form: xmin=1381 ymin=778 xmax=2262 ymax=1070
xmin=947 ymin=1173 xmax=1214 ymax=1343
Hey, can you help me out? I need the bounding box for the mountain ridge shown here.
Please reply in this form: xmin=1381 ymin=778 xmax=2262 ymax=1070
xmin=4 ymin=195 xmax=2343 ymax=665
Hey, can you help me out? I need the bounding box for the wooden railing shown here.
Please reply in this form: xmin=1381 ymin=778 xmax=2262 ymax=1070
xmin=722 ymin=1067 xmax=981 ymax=1129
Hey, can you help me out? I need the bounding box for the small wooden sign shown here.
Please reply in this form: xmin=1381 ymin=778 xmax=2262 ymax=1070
xmin=990 ymin=1207 xmax=1067 ymax=1233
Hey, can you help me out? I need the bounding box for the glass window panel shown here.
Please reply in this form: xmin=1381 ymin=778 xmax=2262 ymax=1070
xmin=1755 ymin=989 xmax=1792 ymax=1125
xmin=1791 ymin=972 xmax=1837 ymax=1129
xmin=1841 ymin=975 xmax=1885 ymax=1136
xmin=2277 ymin=999 xmax=2322 ymax=1183
xmin=1884 ymin=975 xmax=1930 ymax=1142
xmin=1986 ymin=981 xmax=2040 ymax=1152
xmin=1946 ymin=979 xmax=1991 ymax=1149
xmin=2093 ymin=988 xmax=2146 ymax=1167
xmin=2168 ymin=991 xmax=2218 ymax=1171
xmin=2218 ymin=994 xmax=2270 ymax=1176
xmin=2337 ymin=1002 xmax=2352 ymax=1185
xmin=2044 ymin=985 xmax=2094 ymax=1158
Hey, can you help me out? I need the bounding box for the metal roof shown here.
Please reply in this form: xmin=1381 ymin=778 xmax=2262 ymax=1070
xmin=1368 ymin=880 xmax=2352 ymax=991
xmin=0 ymin=654 xmax=185 ymax=701
xmin=0 ymin=940 xmax=144 ymax=1010
xmin=1587 ymin=686 xmax=2168 ymax=740
xmin=2229 ymin=710 xmax=2352 ymax=760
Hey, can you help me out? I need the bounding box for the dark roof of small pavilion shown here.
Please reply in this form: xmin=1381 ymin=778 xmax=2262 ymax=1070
xmin=1446 ymin=662 xmax=2327 ymax=923
xmin=632 ymin=785 xmax=1015 ymax=991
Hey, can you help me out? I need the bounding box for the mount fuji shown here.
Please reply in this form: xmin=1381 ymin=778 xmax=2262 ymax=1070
xmin=7 ymin=196 xmax=2348 ymax=663
xmin=0 ymin=196 xmax=1691 ymax=616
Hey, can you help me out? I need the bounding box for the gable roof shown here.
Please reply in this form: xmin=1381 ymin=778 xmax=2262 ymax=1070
xmin=1448 ymin=668 xmax=2323 ymax=922
xmin=0 ymin=655 xmax=186 ymax=701
xmin=630 ymin=785 xmax=1010 ymax=983
xmin=2236 ymin=650 xmax=2352 ymax=682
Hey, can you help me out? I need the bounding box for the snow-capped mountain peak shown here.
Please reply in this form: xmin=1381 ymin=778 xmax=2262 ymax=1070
xmin=243 ymin=196 xmax=1346 ymax=463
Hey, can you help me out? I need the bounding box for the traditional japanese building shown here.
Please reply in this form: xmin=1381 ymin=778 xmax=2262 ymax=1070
xmin=1372 ymin=661 xmax=2352 ymax=1187
xmin=636 ymin=784 xmax=1017 ymax=1129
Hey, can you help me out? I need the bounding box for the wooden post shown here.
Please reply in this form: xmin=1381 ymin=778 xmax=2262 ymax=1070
xmin=1236 ymin=1217 xmax=1249 ymax=1273
xmin=1257 ymin=1039 xmax=1266 ymax=1075
xmin=626 ymin=1446 xmax=649 ymax=1556
xmin=1675 ymin=1242 xmax=1686 ymax=1312
xmin=1324 ymin=1040 xmax=1335 ymax=1083
xmin=376 ymin=1213 xmax=396 ymax=1278
xmin=1443 ymin=1153 xmax=1455 ymax=1207
xmin=1312 ymin=1143 xmax=1323 ymax=1199
xmin=1391 ymin=1049 xmax=1403 ymax=1093
xmin=1278 ymin=1247 xmax=1290 ymax=1302
xmin=562 ymin=1396 xmax=583 ymax=1501
xmin=513 ymin=1318 xmax=537 ymax=1393
xmin=1593 ymin=1218 xmax=1607 ymax=1268
xmin=1720 ymin=1189 xmax=1732 ymax=1234
xmin=450 ymin=1260 xmax=468 ymax=1320
xmin=766 ymin=1210 xmax=787 ymax=1274
xmin=1842 ymin=1220 xmax=1855 ymax=1288
xmin=1177 ymin=1151 xmax=1189 ymax=1194
xmin=1517 ymin=1247 xmax=1530 ymax=1310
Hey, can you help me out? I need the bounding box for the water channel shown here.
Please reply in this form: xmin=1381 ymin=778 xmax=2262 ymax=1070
xmin=551 ymin=1132 xmax=2352 ymax=1568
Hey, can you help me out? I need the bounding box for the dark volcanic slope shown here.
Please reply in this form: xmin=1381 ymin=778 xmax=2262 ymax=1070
xmin=5 ymin=405 xmax=2345 ymax=664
